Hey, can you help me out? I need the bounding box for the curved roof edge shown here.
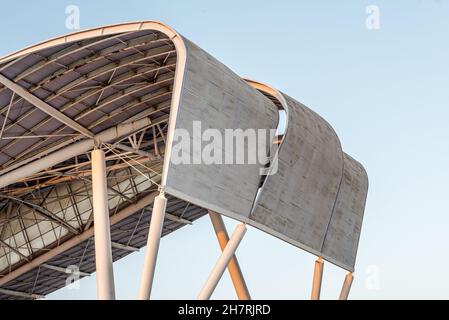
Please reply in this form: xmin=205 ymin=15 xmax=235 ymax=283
xmin=0 ymin=21 xmax=190 ymax=192
xmin=244 ymin=79 xmax=368 ymax=272
xmin=0 ymin=21 xmax=180 ymax=64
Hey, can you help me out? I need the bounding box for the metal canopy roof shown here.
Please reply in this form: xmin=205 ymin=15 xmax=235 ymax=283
xmin=0 ymin=21 xmax=368 ymax=300
xmin=0 ymin=28 xmax=175 ymax=172
xmin=0 ymin=23 xmax=206 ymax=299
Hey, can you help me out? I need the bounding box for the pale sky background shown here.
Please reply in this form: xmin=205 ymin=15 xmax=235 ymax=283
xmin=0 ymin=0 xmax=448 ymax=299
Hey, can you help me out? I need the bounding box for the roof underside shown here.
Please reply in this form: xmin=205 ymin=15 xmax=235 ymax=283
xmin=0 ymin=28 xmax=207 ymax=299
xmin=0 ymin=194 xmax=206 ymax=300
xmin=0 ymin=29 xmax=175 ymax=171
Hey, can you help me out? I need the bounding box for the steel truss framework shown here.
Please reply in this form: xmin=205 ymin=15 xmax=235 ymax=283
xmin=0 ymin=21 xmax=367 ymax=300
xmin=0 ymin=26 xmax=207 ymax=299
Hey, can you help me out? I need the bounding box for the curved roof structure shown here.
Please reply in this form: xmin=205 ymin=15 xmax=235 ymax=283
xmin=245 ymin=80 xmax=368 ymax=270
xmin=0 ymin=21 xmax=368 ymax=299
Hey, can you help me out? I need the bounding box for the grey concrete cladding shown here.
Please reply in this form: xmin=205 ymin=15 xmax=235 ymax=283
xmin=249 ymin=93 xmax=344 ymax=264
xmin=322 ymin=153 xmax=368 ymax=270
xmin=165 ymin=35 xmax=368 ymax=272
xmin=248 ymin=92 xmax=368 ymax=271
xmin=164 ymin=37 xmax=279 ymax=220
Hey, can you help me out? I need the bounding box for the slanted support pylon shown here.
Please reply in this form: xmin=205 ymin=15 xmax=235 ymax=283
xmin=310 ymin=257 xmax=324 ymax=300
xmin=197 ymin=223 xmax=247 ymax=300
xmin=138 ymin=189 xmax=167 ymax=300
xmin=209 ymin=211 xmax=251 ymax=300
xmin=339 ymin=272 xmax=354 ymax=300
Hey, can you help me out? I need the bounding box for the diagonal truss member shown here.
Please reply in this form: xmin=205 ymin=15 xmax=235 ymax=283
xmin=0 ymin=73 xmax=94 ymax=138
xmin=0 ymin=195 xmax=80 ymax=235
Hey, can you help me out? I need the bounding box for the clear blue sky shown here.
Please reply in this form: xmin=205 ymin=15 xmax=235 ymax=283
xmin=1 ymin=0 xmax=448 ymax=299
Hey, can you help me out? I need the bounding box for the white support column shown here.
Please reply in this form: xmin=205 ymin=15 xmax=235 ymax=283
xmin=209 ymin=211 xmax=251 ymax=300
xmin=197 ymin=223 xmax=247 ymax=300
xmin=138 ymin=190 xmax=167 ymax=300
xmin=339 ymin=272 xmax=354 ymax=300
xmin=310 ymin=257 xmax=324 ymax=300
xmin=92 ymin=148 xmax=116 ymax=300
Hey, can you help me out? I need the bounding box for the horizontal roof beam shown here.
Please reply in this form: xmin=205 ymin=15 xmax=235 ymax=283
xmin=41 ymin=263 xmax=90 ymax=277
xmin=165 ymin=213 xmax=192 ymax=225
xmin=114 ymin=143 xmax=154 ymax=158
xmin=0 ymin=73 xmax=94 ymax=138
xmin=0 ymin=112 xmax=160 ymax=189
xmin=111 ymin=242 xmax=139 ymax=252
xmin=0 ymin=287 xmax=44 ymax=299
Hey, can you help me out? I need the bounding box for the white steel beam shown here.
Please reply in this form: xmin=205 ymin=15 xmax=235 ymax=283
xmin=114 ymin=143 xmax=154 ymax=158
xmin=0 ymin=288 xmax=44 ymax=299
xmin=165 ymin=212 xmax=192 ymax=225
xmin=197 ymin=223 xmax=247 ymax=300
xmin=0 ymin=73 xmax=94 ymax=138
xmin=0 ymin=114 xmax=155 ymax=189
xmin=208 ymin=211 xmax=251 ymax=300
xmin=111 ymin=241 xmax=139 ymax=252
xmin=41 ymin=264 xmax=90 ymax=277
xmin=0 ymin=92 xmax=14 ymax=139
xmin=138 ymin=190 xmax=167 ymax=300
xmin=91 ymin=149 xmax=116 ymax=300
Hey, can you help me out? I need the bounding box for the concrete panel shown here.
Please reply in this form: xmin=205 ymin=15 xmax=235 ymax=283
xmin=163 ymin=38 xmax=279 ymax=220
xmin=244 ymin=81 xmax=368 ymax=271
xmin=249 ymin=92 xmax=344 ymax=253
xmin=321 ymin=153 xmax=368 ymax=270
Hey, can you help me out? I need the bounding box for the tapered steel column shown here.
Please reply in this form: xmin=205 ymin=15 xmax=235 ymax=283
xmin=92 ymin=148 xmax=116 ymax=300
xmin=208 ymin=211 xmax=251 ymax=300
xmin=339 ymin=272 xmax=354 ymax=300
xmin=310 ymin=257 xmax=324 ymax=300
xmin=138 ymin=190 xmax=167 ymax=300
xmin=198 ymin=223 xmax=247 ymax=300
